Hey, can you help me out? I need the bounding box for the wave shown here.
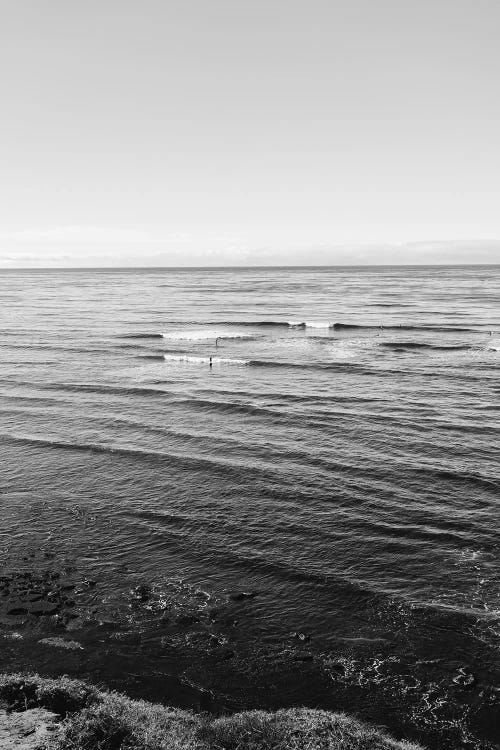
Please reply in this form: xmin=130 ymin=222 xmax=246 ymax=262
xmin=418 ymin=466 xmax=500 ymax=493
xmin=163 ymin=355 xmax=249 ymax=366
xmin=117 ymin=333 xmax=164 ymax=339
xmin=44 ymin=382 xmax=174 ymax=398
xmin=157 ymin=320 xmax=477 ymax=333
xmin=368 ymin=302 xmax=413 ymax=307
xmin=161 ymin=329 xmax=259 ymax=341
xmin=248 ymin=359 xmax=370 ymax=373
xmin=117 ymin=343 xmax=152 ymax=350
xmin=0 ymin=433 xmax=278 ymax=483
xmin=332 ymin=323 xmax=475 ymax=332
xmin=163 ymin=320 xmax=325 ymax=329
xmin=162 ymin=355 xmax=369 ymax=373
xmin=287 ymin=320 xmax=334 ymax=329
xmin=130 ymin=507 xmax=381 ymax=601
xmin=380 ymin=342 xmax=472 ymax=351
xmin=173 ymin=397 xmax=283 ymax=420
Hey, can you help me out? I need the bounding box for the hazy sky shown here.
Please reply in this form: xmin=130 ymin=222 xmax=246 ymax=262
xmin=1 ymin=0 xmax=499 ymax=266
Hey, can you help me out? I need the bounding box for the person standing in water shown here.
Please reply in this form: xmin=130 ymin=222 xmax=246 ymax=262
xmin=209 ymin=356 xmax=213 ymax=369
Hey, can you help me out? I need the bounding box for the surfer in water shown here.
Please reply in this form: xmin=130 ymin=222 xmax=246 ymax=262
xmin=215 ymin=337 xmax=220 ymax=348
xmin=209 ymin=356 xmax=213 ymax=369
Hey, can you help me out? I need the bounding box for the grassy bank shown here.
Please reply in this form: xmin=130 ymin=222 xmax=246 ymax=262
xmin=0 ymin=672 xmax=424 ymax=749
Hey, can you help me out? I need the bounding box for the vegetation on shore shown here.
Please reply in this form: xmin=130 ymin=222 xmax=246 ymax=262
xmin=0 ymin=672 xmax=424 ymax=750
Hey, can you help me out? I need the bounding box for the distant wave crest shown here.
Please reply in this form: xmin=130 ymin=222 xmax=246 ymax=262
xmin=161 ymin=320 xmax=477 ymax=333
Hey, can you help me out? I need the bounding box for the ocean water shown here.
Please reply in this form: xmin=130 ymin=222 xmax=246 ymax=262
xmin=0 ymin=266 xmax=499 ymax=749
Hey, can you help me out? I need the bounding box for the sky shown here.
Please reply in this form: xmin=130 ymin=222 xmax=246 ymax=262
xmin=1 ymin=0 xmax=499 ymax=267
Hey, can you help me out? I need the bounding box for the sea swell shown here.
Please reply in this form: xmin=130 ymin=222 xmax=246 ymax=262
xmin=379 ymin=342 xmax=473 ymax=351
xmin=139 ymin=321 xmax=479 ymax=332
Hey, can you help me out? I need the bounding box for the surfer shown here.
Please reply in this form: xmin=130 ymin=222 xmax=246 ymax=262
xmin=215 ymin=337 xmax=220 ymax=348
xmin=209 ymin=356 xmax=213 ymax=369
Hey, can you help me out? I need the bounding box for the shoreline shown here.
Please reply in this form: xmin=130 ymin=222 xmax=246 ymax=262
xmin=0 ymin=672 xmax=424 ymax=749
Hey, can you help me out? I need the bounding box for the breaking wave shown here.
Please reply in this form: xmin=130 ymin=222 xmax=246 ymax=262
xmin=159 ymin=320 xmax=478 ymax=333
xmin=164 ymin=354 xmax=249 ymax=366
xmin=161 ymin=329 xmax=259 ymax=341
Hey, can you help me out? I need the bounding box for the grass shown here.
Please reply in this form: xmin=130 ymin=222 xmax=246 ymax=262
xmin=203 ymin=709 xmax=423 ymax=750
xmin=0 ymin=673 xmax=424 ymax=750
xmin=0 ymin=672 xmax=99 ymax=715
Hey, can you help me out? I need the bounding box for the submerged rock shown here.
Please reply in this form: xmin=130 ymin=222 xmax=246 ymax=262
xmin=453 ymin=668 xmax=476 ymax=688
xmin=175 ymin=613 xmax=201 ymax=627
xmin=6 ymin=605 xmax=28 ymax=616
xmin=0 ymin=568 xmax=79 ymax=623
xmin=39 ymin=637 xmax=83 ymax=651
xmin=109 ymin=631 xmax=142 ymax=645
xmin=293 ymin=652 xmax=314 ymax=662
xmin=130 ymin=584 xmax=152 ymax=603
xmin=229 ymin=591 xmax=258 ymax=602
xmin=291 ymin=631 xmax=311 ymax=642
xmin=327 ymin=662 xmax=346 ymax=677
xmin=96 ymin=618 xmax=121 ymax=631
xmin=0 ymin=615 xmax=27 ymax=628
xmin=28 ymin=602 xmax=59 ymax=616
xmin=62 ymin=616 xmax=86 ymax=631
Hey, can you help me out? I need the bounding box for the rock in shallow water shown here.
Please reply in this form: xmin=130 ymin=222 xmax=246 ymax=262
xmin=229 ymin=591 xmax=258 ymax=601
xmin=6 ymin=605 xmax=28 ymax=616
xmin=39 ymin=637 xmax=83 ymax=651
xmin=453 ymin=667 xmax=476 ymax=688
xmin=109 ymin=631 xmax=142 ymax=645
xmin=293 ymin=652 xmax=314 ymax=661
xmin=130 ymin=584 xmax=152 ymax=603
xmin=291 ymin=631 xmax=311 ymax=642
xmin=28 ymin=602 xmax=60 ymax=616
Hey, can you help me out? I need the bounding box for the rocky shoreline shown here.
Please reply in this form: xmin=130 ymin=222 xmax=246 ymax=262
xmin=1 ymin=557 xmax=491 ymax=749
xmin=0 ymin=672 xmax=423 ymax=749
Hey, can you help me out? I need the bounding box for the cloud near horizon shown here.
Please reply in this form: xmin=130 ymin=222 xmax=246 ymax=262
xmin=0 ymin=228 xmax=499 ymax=267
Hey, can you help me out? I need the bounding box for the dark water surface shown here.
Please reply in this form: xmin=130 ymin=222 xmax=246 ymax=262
xmin=0 ymin=266 xmax=499 ymax=748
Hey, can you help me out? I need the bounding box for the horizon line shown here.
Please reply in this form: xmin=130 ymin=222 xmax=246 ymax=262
xmin=1 ymin=262 xmax=500 ymax=272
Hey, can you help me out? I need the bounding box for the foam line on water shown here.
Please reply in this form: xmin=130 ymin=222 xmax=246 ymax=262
xmin=163 ymin=354 xmax=249 ymax=366
xmin=161 ymin=329 xmax=259 ymax=341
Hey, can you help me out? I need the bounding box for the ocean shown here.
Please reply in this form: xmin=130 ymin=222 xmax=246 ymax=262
xmin=0 ymin=265 xmax=499 ymax=749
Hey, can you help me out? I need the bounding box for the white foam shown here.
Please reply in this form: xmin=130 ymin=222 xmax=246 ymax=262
xmin=487 ymin=338 xmax=500 ymax=351
xmin=163 ymin=354 xmax=249 ymax=366
xmin=287 ymin=320 xmax=333 ymax=329
xmin=304 ymin=320 xmax=333 ymax=329
xmin=162 ymin=329 xmax=255 ymax=341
